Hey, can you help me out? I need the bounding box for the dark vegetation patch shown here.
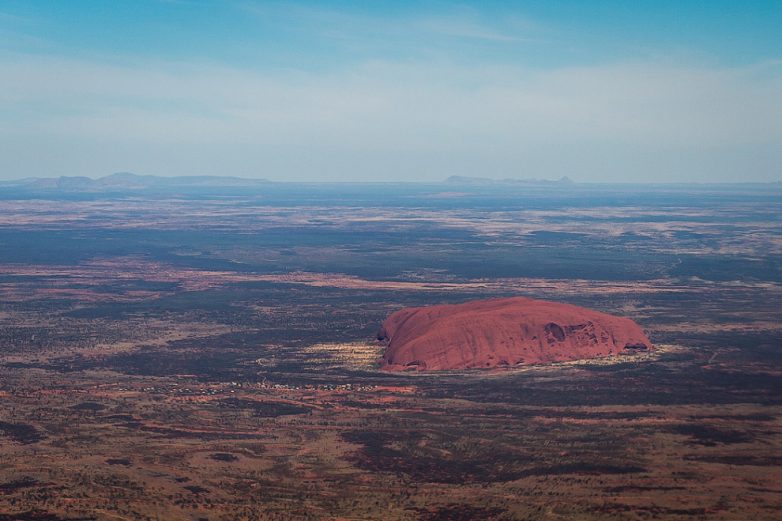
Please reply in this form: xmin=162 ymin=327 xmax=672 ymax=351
xmin=656 ymin=331 xmax=782 ymax=364
xmin=131 ymin=424 xmax=259 ymax=441
xmin=95 ymin=348 xmax=249 ymax=379
xmin=219 ymin=398 xmax=311 ymax=417
xmin=183 ymin=485 xmax=209 ymax=494
xmin=103 ymin=414 xmax=135 ymax=422
xmin=688 ymin=413 xmax=775 ymax=422
xmin=341 ymin=429 xmax=515 ymax=483
xmin=517 ymin=463 xmax=647 ymax=478
xmin=91 ymin=280 xmax=179 ymax=293
xmin=66 ymin=288 xmax=262 ymax=321
xmin=106 ymin=458 xmax=131 ymax=466
xmin=2 ymin=362 xmax=42 ymax=369
xmin=671 ymin=424 xmax=753 ymax=446
xmin=671 ymin=254 xmax=782 ymax=283
xmin=683 ymin=454 xmax=782 ymax=466
xmin=70 ymin=402 xmax=106 ymax=412
xmin=341 ymin=430 xmax=645 ymax=484
xmin=604 ymin=485 xmax=686 ymax=493
xmin=0 ymin=512 xmax=95 ymax=521
xmin=108 ymin=415 xmax=256 ymax=439
xmin=589 ymin=504 xmax=707 ymax=516
xmin=0 ymin=321 xmax=120 ymax=354
xmin=210 ymin=452 xmax=238 ymax=462
xmin=534 ymin=409 xmax=654 ymax=420
xmin=0 ymin=477 xmax=40 ymax=493
xmin=453 ymin=407 xmax=655 ymax=421
xmin=431 ymin=343 xmax=782 ymax=407
xmin=0 ymin=421 xmax=44 ymax=444
xmin=413 ymin=504 xmax=506 ymax=521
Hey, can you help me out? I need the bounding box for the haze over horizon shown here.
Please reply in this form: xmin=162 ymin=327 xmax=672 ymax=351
xmin=1 ymin=0 xmax=781 ymax=183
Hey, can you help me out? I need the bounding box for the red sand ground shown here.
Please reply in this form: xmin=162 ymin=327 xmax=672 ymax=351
xmin=379 ymin=296 xmax=651 ymax=371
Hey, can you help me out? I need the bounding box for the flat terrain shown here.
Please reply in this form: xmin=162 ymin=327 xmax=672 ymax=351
xmin=0 ymin=182 xmax=780 ymax=520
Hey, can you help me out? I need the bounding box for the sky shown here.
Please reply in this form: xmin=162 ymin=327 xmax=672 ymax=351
xmin=1 ymin=1 xmax=781 ymax=183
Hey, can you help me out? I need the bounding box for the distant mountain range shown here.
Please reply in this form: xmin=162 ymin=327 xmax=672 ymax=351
xmin=3 ymin=174 xmax=777 ymax=193
xmin=445 ymin=175 xmax=574 ymax=185
xmin=0 ymin=172 xmax=271 ymax=191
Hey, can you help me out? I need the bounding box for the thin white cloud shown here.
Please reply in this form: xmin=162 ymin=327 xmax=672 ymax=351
xmin=413 ymin=17 xmax=527 ymax=42
xmin=0 ymin=51 xmax=780 ymax=181
xmin=236 ymin=1 xmax=538 ymax=46
xmin=0 ymin=10 xmax=29 ymax=23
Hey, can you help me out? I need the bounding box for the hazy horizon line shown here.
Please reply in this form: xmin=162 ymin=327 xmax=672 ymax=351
xmin=1 ymin=172 xmax=780 ymax=187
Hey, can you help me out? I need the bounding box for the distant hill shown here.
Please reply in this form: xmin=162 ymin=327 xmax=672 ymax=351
xmin=0 ymin=172 xmax=271 ymax=192
xmin=445 ymin=175 xmax=574 ymax=185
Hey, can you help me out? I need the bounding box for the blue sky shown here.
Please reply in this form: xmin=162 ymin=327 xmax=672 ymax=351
xmin=1 ymin=0 xmax=781 ymax=182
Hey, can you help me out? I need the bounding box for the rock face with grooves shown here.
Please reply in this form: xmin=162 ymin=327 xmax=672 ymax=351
xmin=378 ymin=297 xmax=651 ymax=371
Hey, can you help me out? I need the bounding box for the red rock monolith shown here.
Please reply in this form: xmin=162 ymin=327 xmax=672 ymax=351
xmin=378 ymin=297 xmax=651 ymax=371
